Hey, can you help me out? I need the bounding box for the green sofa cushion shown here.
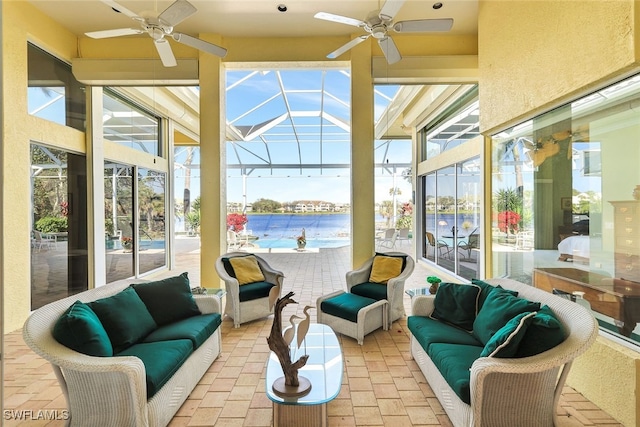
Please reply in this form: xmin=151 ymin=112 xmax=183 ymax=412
xmin=430 ymin=282 xmax=481 ymax=332
xmin=472 ymin=290 xmax=540 ymax=345
xmin=516 ymin=305 xmax=567 ymax=357
xmin=143 ymin=313 xmax=222 ymax=349
xmin=320 ymin=292 xmax=378 ymax=323
xmin=88 ymin=287 xmax=157 ymax=353
xmin=132 ymin=272 xmax=201 ymax=326
xmin=117 ymin=339 xmax=193 ymax=398
xmin=238 ymin=281 xmax=277 ymax=302
xmin=52 ymin=301 xmax=113 ymax=357
xmin=408 ymin=316 xmax=482 ymax=353
xmin=350 ymin=282 xmax=388 ymax=301
xmin=480 ymin=311 xmax=536 ymax=357
xmin=428 ymin=343 xmax=483 ymax=405
xmin=472 ymin=279 xmax=518 ymax=309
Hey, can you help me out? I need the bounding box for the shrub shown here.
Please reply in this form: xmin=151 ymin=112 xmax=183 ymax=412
xmin=35 ymin=216 xmax=68 ymax=233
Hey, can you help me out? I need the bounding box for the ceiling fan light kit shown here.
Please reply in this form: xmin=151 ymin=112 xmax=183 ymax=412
xmin=85 ymin=0 xmax=227 ymax=68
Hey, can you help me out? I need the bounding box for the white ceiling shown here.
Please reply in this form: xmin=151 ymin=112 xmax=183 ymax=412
xmin=28 ymin=0 xmax=478 ymax=39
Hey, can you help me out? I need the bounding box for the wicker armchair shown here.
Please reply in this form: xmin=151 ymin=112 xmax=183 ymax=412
xmin=346 ymin=252 xmax=415 ymax=327
xmin=215 ymin=252 xmax=284 ymax=328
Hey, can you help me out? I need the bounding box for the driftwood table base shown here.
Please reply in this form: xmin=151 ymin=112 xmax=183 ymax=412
xmin=272 ymin=376 xmax=311 ymax=398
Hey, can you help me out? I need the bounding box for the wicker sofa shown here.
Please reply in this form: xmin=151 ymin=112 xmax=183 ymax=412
xmin=409 ymin=277 xmax=598 ymax=427
xmin=23 ymin=273 xmax=222 ymax=427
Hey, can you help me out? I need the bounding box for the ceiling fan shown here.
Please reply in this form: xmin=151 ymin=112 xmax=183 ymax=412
xmin=314 ymin=0 xmax=453 ymax=64
xmin=85 ymin=0 xmax=227 ymax=67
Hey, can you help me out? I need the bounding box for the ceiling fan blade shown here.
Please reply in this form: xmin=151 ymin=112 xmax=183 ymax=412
xmin=85 ymin=28 xmax=143 ymax=39
xmin=379 ymin=0 xmax=405 ymax=21
xmin=393 ymin=18 xmax=454 ymax=33
xmin=173 ymin=33 xmax=227 ymax=58
xmin=378 ymin=36 xmax=401 ymax=64
xmin=99 ymin=0 xmax=141 ymax=20
xmin=314 ymin=12 xmax=364 ymax=28
xmin=154 ymin=39 xmax=177 ymax=67
xmin=158 ymin=0 xmax=197 ymax=27
xmin=327 ymin=35 xmax=369 ymax=59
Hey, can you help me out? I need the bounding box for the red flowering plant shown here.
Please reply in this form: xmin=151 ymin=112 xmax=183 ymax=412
xmin=497 ymin=210 xmax=521 ymax=234
xmin=226 ymin=213 xmax=248 ymax=232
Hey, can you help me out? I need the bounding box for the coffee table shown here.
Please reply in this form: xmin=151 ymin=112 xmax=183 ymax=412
xmin=266 ymin=323 xmax=343 ymax=427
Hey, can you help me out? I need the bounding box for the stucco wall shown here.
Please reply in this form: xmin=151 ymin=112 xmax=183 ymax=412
xmin=478 ymin=0 xmax=639 ymax=134
xmin=568 ymin=336 xmax=640 ymax=427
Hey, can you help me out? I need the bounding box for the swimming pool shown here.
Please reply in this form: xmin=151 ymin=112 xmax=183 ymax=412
xmin=250 ymin=237 xmax=349 ymax=249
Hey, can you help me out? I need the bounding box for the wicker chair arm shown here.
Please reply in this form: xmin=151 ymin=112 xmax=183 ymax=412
xmin=345 ymin=258 xmax=374 ymax=289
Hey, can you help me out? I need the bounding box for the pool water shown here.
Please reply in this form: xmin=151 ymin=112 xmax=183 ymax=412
xmin=250 ymin=237 xmax=349 ymax=249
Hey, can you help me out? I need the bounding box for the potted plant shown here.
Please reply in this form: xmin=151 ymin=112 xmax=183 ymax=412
xmin=121 ymin=236 xmax=133 ymax=251
xmin=427 ymin=276 xmax=441 ymax=294
xmin=297 ymin=228 xmax=306 ymax=249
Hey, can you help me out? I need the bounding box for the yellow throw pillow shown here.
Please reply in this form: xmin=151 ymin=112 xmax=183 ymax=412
xmin=369 ymin=255 xmax=403 ymax=284
xmin=229 ymin=255 xmax=265 ymax=285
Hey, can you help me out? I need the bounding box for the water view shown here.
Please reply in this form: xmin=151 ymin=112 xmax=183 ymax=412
xmin=244 ymin=213 xmax=351 ymax=249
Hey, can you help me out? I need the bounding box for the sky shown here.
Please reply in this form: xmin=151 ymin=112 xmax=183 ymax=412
xmin=174 ymin=68 xmax=413 ymax=207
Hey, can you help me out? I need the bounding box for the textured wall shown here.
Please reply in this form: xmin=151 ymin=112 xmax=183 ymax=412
xmin=568 ymin=337 xmax=640 ymax=427
xmin=478 ymin=0 xmax=638 ymax=134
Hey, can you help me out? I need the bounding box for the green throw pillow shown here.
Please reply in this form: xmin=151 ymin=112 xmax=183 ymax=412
xmin=88 ymin=287 xmax=157 ymax=353
xmin=472 ymin=279 xmax=518 ymax=309
xmin=52 ymin=301 xmax=113 ymax=357
xmin=516 ymin=305 xmax=567 ymax=357
xmin=480 ymin=311 xmax=536 ymax=357
xmin=132 ymin=272 xmax=201 ymax=326
xmin=430 ymin=282 xmax=481 ymax=332
xmin=472 ymin=290 xmax=540 ymax=345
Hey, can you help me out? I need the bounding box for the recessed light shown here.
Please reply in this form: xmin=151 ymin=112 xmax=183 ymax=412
xmin=433 ymin=2 xmax=443 ymax=9
xmin=277 ymin=4 xmax=288 ymax=12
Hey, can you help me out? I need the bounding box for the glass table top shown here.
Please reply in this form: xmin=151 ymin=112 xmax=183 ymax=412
xmin=405 ymin=287 xmax=435 ymax=298
xmin=266 ymin=323 xmax=343 ymax=406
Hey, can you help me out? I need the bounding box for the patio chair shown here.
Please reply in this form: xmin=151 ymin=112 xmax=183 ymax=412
xmin=227 ymin=230 xmax=247 ymax=251
xmin=215 ymin=252 xmax=283 ymax=327
xmin=457 ymin=233 xmax=480 ymax=259
xmin=426 ymin=231 xmax=451 ymax=258
xmin=376 ymin=228 xmax=397 ymax=250
xmin=346 ymin=252 xmax=415 ymax=327
xmin=396 ymin=228 xmax=411 ymax=246
xmin=32 ymin=230 xmax=56 ymax=251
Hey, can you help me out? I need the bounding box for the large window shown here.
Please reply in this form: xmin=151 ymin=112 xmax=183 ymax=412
xmin=105 ymin=164 xmax=167 ymax=281
xmin=422 ymin=158 xmax=481 ymax=279
xmin=105 ymin=163 xmax=134 ymax=282
xmin=418 ymin=85 xmax=481 ymax=280
xmin=138 ymin=169 xmax=166 ymax=275
xmin=31 ymin=144 xmax=88 ymax=309
xmin=491 ymin=73 xmax=640 ymax=345
xmin=103 ymin=89 xmax=161 ymax=156
xmin=420 ymin=85 xmax=478 ymax=161
xmin=27 ymin=43 xmax=86 ymax=131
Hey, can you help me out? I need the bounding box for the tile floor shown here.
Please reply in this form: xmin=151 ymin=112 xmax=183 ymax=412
xmin=3 ymin=245 xmax=624 ymax=426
